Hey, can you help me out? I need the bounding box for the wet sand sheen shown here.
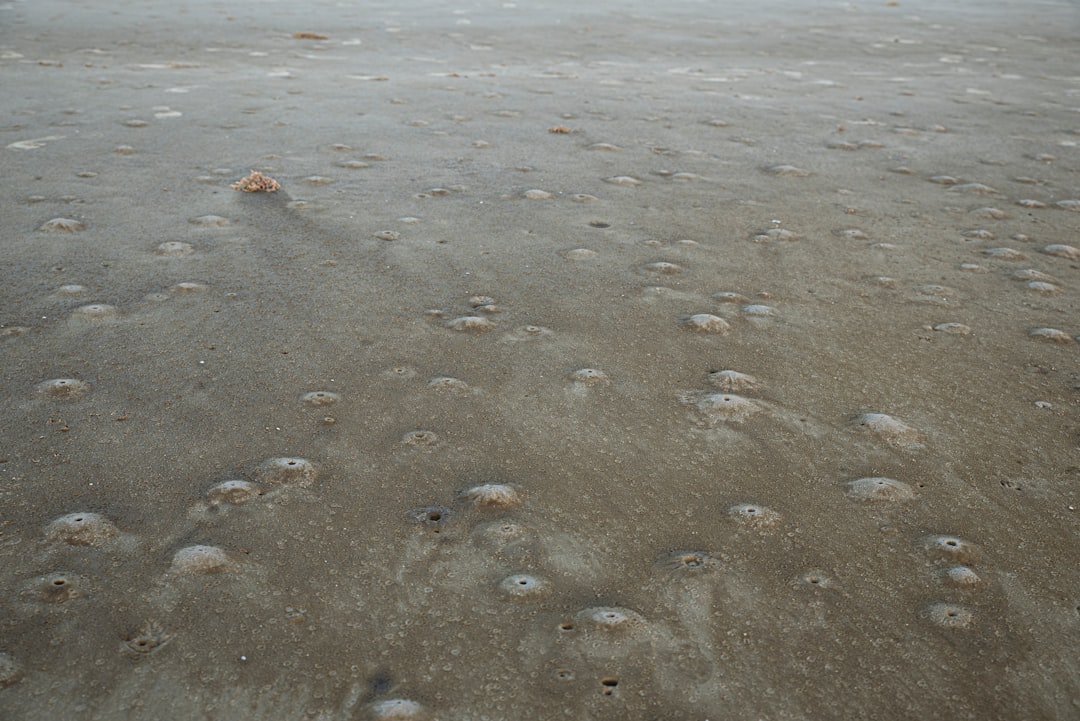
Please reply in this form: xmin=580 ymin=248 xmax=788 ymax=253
xmin=1 ymin=0 xmax=1079 ymax=719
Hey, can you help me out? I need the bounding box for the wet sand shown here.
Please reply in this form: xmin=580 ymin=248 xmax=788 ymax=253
xmin=2 ymin=0 xmax=1079 ymax=719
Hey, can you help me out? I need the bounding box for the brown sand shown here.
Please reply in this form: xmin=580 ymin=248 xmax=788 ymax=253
xmin=1 ymin=0 xmax=1079 ymax=719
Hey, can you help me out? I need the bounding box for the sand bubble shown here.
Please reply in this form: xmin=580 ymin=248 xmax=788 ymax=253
xmin=940 ymin=566 xmax=983 ymax=588
xmin=36 ymin=378 xmax=90 ymax=400
xmin=156 ymin=241 xmax=195 ymax=257
xmin=207 ymin=480 xmax=262 ymax=505
xmin=707 ymin=370 xmax=759 ymax=393
xmin=851 ymin=413 xmax=926 ymax=449
xmin=569 ymin=368 xmax=609 ymax=386
xmin=727 ymin=503 xmax=782 ymax=528
xmin=408 ymin=506 xmax=455 ymax=534
xmin=576 ymin=606 xmax=646 ymax=631
xmin=189 ymin=214 xmax=230 ymax=227
xmin=1026 ymin=281 xmax=1060 ymax=295
xmin=368 ymin=699 xmax=428 ymax=721
xmin=459 ymin=483 xmax=524 ymax=510
xmin=33 ymin=571 xmax=88 ymax=603
xmin=921 ymin=535 xmax=981 ymax=565
xmin=445 ymin=316 xmax=496 ymax=333
xmin=170 ymin=545 xmax=231 ymax=574
xmin=427 ymin=376 xmax=470 ymax=393
xmin=1028 ymin=328 xmax=1074 ymax=345
xmin=0 ymin=653 xmax=22 ymax=687
xmin=765 ymin=164 xmax=811 ymax=177
xmin=982 ymin=247 xmax=1028 ymax=260
xmin=1010 ymin=269 xmax=1059 ymax=283
xmin=39 ymin=217 xmax=85 ymax=232
xmin=170 ymin=282 xmax=206 ymax=294
xmin=925 ymin=603 xmax=974 ymax=629
xmin=845 ymin=477 xmax=916 ymax=503
xmin=402 ymin=430 xmax=439 ymax=447
xmin=681 ymin=314 xmax=731 ymax=334
xmin=301 ymin=391 xmax=340 ymax=406
xmin=55 ymin=284 xmax=88 ymax=296
xmin=933 ymin=323 xmax=972 ymax=335
xmin=686 ymin=392 xmax=760 ymax=424
xmin=751 ymin=228 xmax=800 ymax=242
xmin=71 ymin=303 xmax=119 ymax=322
xmin=1041 ymin=244 xmax=1080 ymax=260
xmin=499 ymin=573 xmax=550 ymax=600
xmin=45 ymin=512 xmax=118 ymax=545
xmin=642 ymin=261 xmax=683 ymax=275
xmin=252 ymin=457 xmax=317 ymax=487
xmin=658 ymin=550 xmax=721 ymax=575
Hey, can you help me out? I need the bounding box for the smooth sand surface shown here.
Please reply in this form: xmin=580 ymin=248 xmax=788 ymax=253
xmin=2 ymin=0 xmax=1079 ymax=719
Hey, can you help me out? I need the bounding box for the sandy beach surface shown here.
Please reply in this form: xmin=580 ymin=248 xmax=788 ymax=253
xmin=2 ymin=0 xmax=1079 ymax=719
